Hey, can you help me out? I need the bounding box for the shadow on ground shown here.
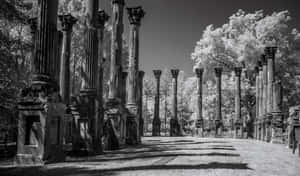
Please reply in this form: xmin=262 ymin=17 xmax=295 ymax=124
xmin=0 ymin=162 xmax=252 ymax=176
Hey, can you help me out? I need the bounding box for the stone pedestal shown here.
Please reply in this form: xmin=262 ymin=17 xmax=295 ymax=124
xmin=152 ymin=70 xmax=162 ymax=136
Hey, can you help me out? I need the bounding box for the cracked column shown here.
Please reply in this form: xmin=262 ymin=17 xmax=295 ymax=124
xmin=195 ymin=68 xmax=204 ymax=137
xmin=215 ymin=67 xmax=223 ymax=136
xmin=126 ymin=6 xmax=145 ymax=145
xmin=234 ymin=67 xmax=243 ymax=138
xmin=137 ymin=71 xmax=145 ymax=142
xmin=262 ymin=55 xmax=268 ymax=141
xmin=152 ymin=70 xmax=162 ymax=136
xmin=170 ymin=69 xmax=182 ymax=136
xmin=59 ymin=14 xmax=77 ymax=105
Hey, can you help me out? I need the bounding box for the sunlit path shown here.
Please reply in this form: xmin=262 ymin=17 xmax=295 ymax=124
xmin=1 ymin=137 xmax=300 ymax=176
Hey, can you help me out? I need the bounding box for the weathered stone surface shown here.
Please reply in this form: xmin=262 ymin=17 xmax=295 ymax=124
xmin=214 ymin=67 xmax=223 ymax=136
xmin=195 ymin=68 xmax=204 ymax=136
xmin=234 ymin=67 xmax=243 ymax=139
xmin=104 ymin=0 xmax=127 ymax=150
xmin=125 ymin=6 xmax=145 ymax=145
xmin=170 ymin=69 xmax=182 ymax=137
xmin=16 ymin=0 xmax=65 ymax=166
xmin=152 ymin=70 xmax=162 ymax=136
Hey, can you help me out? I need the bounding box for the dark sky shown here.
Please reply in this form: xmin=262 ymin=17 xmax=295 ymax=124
xmin=100 ymin=0 xmax=300 ymax=77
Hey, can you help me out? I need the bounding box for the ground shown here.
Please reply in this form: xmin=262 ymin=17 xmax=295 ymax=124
xmin=1 ymin=137 xmax=300 ymax=176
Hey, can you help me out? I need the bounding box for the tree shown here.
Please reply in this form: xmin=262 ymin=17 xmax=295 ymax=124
xmin=191 ymin=10 xmax=300 ymax=126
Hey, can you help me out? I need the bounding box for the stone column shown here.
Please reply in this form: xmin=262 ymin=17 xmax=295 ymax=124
xmin=215 ymin=67 xmax=223 ymax=136
xmin=265 ymin=47 xmax=277 ymax=142
xmin=170 ymin=69 xmax=181 ymax=136
xmin=121 ymin=72 xmax=128 ymax=104
xmin=271 ymin=80 xmax=284 ymax=143
xmin=258 ymin=60 xmax=263 ymax=140
xmin=234 ymin=67 xmax=243 ymax=138
xmin=195 ymin=68 xmax=204 ymax=136
xmin=33 ymin=0 xmax=59 ymax=86
xmin=17 ymin=0 xmax=66 ymax=165
xmin=58 ymin=14 xmax=77 ymax=104
xmin=127 ymin=6 xmax=145 ymax=106
xmin=125 ymin=7 xmax=145 ymax=145
xmin=77 ymin=0 xmax=100 ymax=154
xmin=28 ymin=17 xmax=37 ymax=72
xmin=138 ymin=71 xmax=145 ymax=141
xmin=96 ymin=10 xmax=109 ymax=153
xmin=108 ymin=0 xmax=125 ymax=100
xmin=152 ymin=70 xmax=162 ymax=136
xmin=255 ymin=65 xmax=260 ymax=139
xmin=262 ymin=55 xmax=268 ymax=141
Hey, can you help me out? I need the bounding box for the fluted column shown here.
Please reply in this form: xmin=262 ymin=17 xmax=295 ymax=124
xmin=28 ymin=17 xmax=37 ymax=72
xmin=152 ymin=70 xmax=162 ymax=136
xmin=33 ymin=0 xmax=59 ymax=87
xmin=108 ymin=0 xmax=125 ymax=100
xmin=59 ymin=14 xmax=77 ymax=104
xmin=127 ymin=6 xmax=145 ymax=106
xmin=195 ymin=68 xmax=204 ymax=137
xmin=262 ymin=55 xmax=268 ymax=141
xmin=96 ymin=10 xmax=109 ymax=153
xmin=121 ymin=72 xmax=128 ymax=104
xmin=138 ymin=71 xmax=145 ymax=140
xmin=215 ymin=67 xmax=223 ymax=136
xmin=170 ymin=69 xmax=181 ymax=136
xmin=234 ymin=67 xmax=243 ymax=138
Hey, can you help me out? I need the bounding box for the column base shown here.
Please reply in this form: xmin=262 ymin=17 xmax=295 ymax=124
xmin=215 ymin=120 xmax=223 ymax=137
xmin=152 ymin=118 xmax=161 ymax=136
xmin=103 ymin=98 xmax=127 ymax=150
xmin=125 ymin=104 xmax=139 ymax=145
xmin=234 ymin=120 xmax=243 ymax=139
xmin=170 ymin=119 xmax=183 ymax=137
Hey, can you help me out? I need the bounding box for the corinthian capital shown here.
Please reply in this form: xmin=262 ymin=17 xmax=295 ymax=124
xmin=127 ymin=6 xmax=145 ymax=25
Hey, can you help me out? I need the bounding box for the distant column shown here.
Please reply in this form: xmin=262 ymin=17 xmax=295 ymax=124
xmin=271 ymin=80 xmax=284 ymax=143
xmin=262 ymin=55 xmax=268 ymax=141
xmin=258 ymin=59 xmax=264 ymax=140
xmin=234 ymin=67 xmax=243 ymax=138
xmin=152 ymin=70 xmax=162 ymax=136
xmin=265 ymin=47 xmax=277 ymax=142
xmin=255 ymin=64 xmax=260 ymax=140
xmin=170 ymin=69 xmax=181 ymax=136
xmin=215 ymin=67 xmax=223 ymax=136
xmin=58 ymin=14 xmax=77 ymax=104
xmin=195 ymin=68 xmax=204 ymax=137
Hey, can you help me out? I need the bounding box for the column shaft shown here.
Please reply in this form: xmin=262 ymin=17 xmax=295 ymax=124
xmin=109 ymin=0 xmax=125 ymax=99
xmin=152 ymin=70 xmax=162 ymax=136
